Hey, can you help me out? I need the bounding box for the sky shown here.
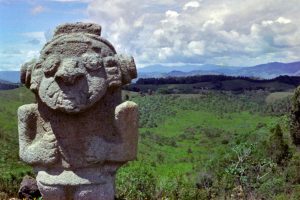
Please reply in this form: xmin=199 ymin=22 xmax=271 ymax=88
xmin=0 ymin=0 xmax=300 ymax=71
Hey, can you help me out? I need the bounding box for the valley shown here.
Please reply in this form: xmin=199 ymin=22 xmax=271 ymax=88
xmin=0 ymin=84 xmax=298 ymax=199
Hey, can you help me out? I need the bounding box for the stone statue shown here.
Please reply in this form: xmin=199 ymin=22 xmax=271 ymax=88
xmin=18 ymin=23 xmax=138 ymax=200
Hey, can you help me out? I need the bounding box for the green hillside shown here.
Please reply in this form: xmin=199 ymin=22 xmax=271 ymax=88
xmin=116 ymin=91 xmax=299 ymax=199
xmin=0 ymin=87 xmax=34 ymax=197
xmin=0 ymin=87 xmax=299 ymax=199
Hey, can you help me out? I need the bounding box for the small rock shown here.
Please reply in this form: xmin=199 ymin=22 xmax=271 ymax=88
xmin=18 ymin=175 xmax=41 ymax=200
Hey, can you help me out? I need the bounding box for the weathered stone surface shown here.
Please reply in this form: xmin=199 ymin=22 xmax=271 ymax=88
xmin=54 ymin=22 xmax=101 ymax=37
xmin=18 ymin=175 xmax=41 ymax=200
xmin=18 ymin=22 xmax=138 ymax=200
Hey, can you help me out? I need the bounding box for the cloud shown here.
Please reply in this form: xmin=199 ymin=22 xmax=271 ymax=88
xmin=186 ymin=41 xmax=205 ymax=56
xmin=31 ymin=5 xmax=45 ymax=15
xmin=276 ymin=17 xmax=292 ymax=24
xmin=84 ymin=0 xmax=300 ymax=67
xmin=27 ymin=39 xmax=41 ymax=45
xmin=183 ymin=1 xmax=201 ymax=10
xmin=0 ymin=31 xmax=47 ymax=70
xmin=22 ymin=32 xmax=47 ymax=45
xmin=0 ymin=49 xmax=40 ymax=70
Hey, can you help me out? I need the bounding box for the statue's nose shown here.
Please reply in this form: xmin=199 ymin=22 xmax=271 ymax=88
xmin=55 ymin=59 xmax=85 ymax=85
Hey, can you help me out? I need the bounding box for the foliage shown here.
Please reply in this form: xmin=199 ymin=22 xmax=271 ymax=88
xmin=290 ymin=86 xmax=300 ymax=145
xmin=116 ymin=163 xmax=156 ymax=200
xmin=267 ymin=124 xmax=291 ymax=165
xmin=222 ymin=143 xmax=278 ymax=199
xmin=118 ymin=91 xmax=298 ymax=199
xmin=285 ymin=152 xmax=300 ymax=184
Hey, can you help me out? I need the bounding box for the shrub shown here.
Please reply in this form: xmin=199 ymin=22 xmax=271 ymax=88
xmin=157 ymin=176 xmax=204 ymax=200
xmin=116 ymin=163 xmax=156 ymax=200
xmin=291 ymin=185 xmax=300 ymax=200
xmin=285 ymin=152 xmax=300 ymax=184
xmin=290 ymin=86 xmax=300 ymax=146
xmin=223 ymin=143 xmax=278 ymax=198
xmin=267 ymin=124 xmax=291 ymax=165
xmin=258 ymin=177 xmax=285 ymax=199
xmin=157 ymin=87 xmax=171 ymax=94
xmin=196 ymin=172 xmax=213 ymax=190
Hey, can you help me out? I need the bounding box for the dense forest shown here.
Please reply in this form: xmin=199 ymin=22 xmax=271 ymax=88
xmin=125 ymin=75 xmax=300 ymax=94
xmin=136 ymin=75 xmax=300 ymax=85
xmin=0 ymin=81 xmax=19 ymax=90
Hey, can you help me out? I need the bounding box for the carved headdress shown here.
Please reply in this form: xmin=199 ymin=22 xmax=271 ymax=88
xmin=21 ymin=22 xmax=137 ymax=92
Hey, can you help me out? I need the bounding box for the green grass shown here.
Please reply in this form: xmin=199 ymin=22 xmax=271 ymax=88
xmin=0 ymin=87 xmax=34 ymax=174
xmin=115 ymin=91 xmax=299 ymax=199
xmin=0 ymin=87 xmax=34 ymax=196
xmin=131 ymin=94 xmax=279 ymax=180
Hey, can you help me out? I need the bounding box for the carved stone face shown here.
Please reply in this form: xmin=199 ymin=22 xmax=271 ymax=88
xmin=37 ymin=40 xmax=115 ymax=113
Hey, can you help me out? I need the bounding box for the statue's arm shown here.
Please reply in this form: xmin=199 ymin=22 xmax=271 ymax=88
xmin=18 ymin=104 xmax=58 ymax=165
xmin=112 ymin=101 xmax=139 ymax=161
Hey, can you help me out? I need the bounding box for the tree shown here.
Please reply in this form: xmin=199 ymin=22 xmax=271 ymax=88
xmin=268 ymin=124 xmax=290 ymax=165
xmin=291 ymin=86 xmax=300 ymax=146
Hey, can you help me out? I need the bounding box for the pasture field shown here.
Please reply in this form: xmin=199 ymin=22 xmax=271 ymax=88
xmin=116 ymin=91 xmax=297 ymax=199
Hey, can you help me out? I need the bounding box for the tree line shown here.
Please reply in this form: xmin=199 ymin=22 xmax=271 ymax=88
xmin=136 ymin=75 xmax=300 ymax=86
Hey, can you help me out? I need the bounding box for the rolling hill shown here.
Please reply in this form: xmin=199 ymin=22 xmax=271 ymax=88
xmin=138 ymin=61 xmax=300 ymax=79
xmin=0 ymin=71 xmax=20 ymax=83
xmin=0 ymin=79 xmax=19 ymax=90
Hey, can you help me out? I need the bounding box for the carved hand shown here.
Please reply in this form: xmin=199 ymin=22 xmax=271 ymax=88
xmin=112 ymin=101 xmax=139 ymax=161
xmin=18 ymin=104 xmax=59 ymax=165
xmin=25 ymin=131 xmax=59 ymax=165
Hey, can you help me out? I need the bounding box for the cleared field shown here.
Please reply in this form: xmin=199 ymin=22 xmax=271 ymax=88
xmin=266 ymin=91 xmax=294 ymax=104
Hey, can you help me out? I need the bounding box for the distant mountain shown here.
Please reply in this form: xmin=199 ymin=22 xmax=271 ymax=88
xmin=138 ymin=61 xmax=300 ymax=79
xmin=236 ymin=62 xmax=300 ymax=78
xmin=0 ymin=71 xmax=20 ymax=83
xmin=138 ymin=64 xmax=235 ymax=73
xmin=0 ymin=79 xmax=14 ymax=84
xmin=0 ymin=61 xmax=298 ymax=83
xmin=0 ymin=79 xmax=19 ymax=90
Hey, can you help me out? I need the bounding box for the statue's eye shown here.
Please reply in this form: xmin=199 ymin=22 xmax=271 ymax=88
xmin=43 ymin=56 xmax=60 ymax=76
xmin=82 ymin=53 xmax=103 ymax=71
xmin=104 ymin=57 xmax=118 ymax=67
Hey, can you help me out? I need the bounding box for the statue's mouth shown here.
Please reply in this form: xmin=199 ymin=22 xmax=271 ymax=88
xmin=39 ymin=73 xmax=106 ymax=113
xmin=56 ymin=91 xmax=88 ymax=108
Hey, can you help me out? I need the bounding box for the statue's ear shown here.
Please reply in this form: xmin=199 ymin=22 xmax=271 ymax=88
xmin=20 ymin=60 xmax=35 ymax=89
xmin=103 ymin=56 xmax=122 ymax=88
xmin=103 ymin=54 xmax=137 ymax=88
xmin=20 ymin=60 xmax=43 ymax=92
xmin=117 ymin=54 xmax=137 ymax=85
